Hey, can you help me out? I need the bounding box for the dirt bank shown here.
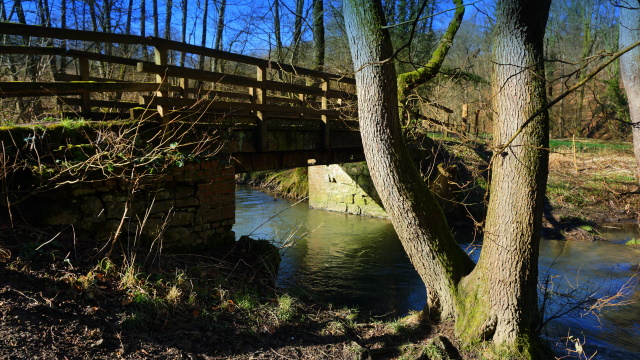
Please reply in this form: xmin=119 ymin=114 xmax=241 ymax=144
xmin=0 ymin=227 xmax=472 ymax=360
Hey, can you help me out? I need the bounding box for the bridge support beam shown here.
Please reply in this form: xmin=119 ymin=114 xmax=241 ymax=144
xmin=308 ymin=162 xmax=387 ymax=218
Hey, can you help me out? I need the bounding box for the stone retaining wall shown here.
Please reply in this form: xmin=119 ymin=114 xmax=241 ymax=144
xmin=13 ymin=158 xmax=236 ymax=251
xmin=308 ymin=163 xmax=387 ymax=218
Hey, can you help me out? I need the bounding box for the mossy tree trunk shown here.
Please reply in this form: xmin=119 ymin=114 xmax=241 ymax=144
xmin=343 ymin=0 xmax=474 ymax=321
xmin=620 ymin=1 xmax=640 ymax=184
xmin=344 ymin=0 xmax=551 ymax=356
xmin=457 ymin=0 xmax=551 ymax=350
xmin=396 ymin=0 xmax=465 ymax=105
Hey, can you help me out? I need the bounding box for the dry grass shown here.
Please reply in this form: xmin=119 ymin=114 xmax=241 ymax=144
xmin=547 ymin=148 xmax=639 ymax=220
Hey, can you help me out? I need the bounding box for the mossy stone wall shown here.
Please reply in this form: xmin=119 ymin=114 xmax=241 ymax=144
xmin=12 ymin=159 xmax=236 ymax=251
xmin=308 ymin=163 xmax=387 ymax=218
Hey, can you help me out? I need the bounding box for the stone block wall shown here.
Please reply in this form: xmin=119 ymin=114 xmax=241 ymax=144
xmin=13 ymin=158 xmax=236 ymax=251
xmin=308 ymin=162 xmax=387 ymax=218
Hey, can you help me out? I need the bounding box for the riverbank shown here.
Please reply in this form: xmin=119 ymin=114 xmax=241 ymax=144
xmin=0 ymin=227 xmax=479 ymax=359
xmin=237 ymin=137 xmax=640 ymax=239
xmin=544 ymin=145 xmax=640 ymax=241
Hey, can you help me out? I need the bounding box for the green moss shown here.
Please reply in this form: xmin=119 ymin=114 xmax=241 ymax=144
xmin=626 ymin=238 xmax=640 ymax=246
xmin=238 ymin=168 xmax=309 ymax=199
xmin=454 ymin=279 xmax=492 ymax=346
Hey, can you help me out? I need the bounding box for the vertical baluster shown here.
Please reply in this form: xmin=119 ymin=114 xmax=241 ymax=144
xmin=321 ymin=79 xmax=330 ymax=149
xmin=250 ymin=65 xmax=267 ymax=151
xmin=154 ymin=46 xmax=169 ymax=124
xmin=79 ymin=56 xmax=91 ymax=115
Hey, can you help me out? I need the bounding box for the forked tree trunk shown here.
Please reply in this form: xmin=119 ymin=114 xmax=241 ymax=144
xmin=620 ymin=0 xmax=640 ymax=184
xmin=344 ymin=0 xmax=551 ymax=356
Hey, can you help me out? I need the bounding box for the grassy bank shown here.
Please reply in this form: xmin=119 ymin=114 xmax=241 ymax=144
xmin=236 ymin=168 xmax=309 ymax=200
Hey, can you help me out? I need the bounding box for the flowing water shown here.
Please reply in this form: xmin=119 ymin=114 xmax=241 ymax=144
xmin=234 ymin=187 xmax=640 ymax=359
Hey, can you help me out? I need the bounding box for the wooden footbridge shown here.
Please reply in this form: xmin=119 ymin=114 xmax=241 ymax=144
xmin=0 ymin=23 xmax=364 ymax=171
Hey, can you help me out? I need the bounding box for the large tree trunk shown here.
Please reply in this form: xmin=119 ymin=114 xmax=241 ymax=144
xmin=620 ymin=0 xmax=640 ymax=184
xmin=458 ymin=0 xmax=550 ymax=348
xmin=344 ymin=0 xmax=551 ymax=356
xmin=343 ymin=0 xmax=474 ymax=322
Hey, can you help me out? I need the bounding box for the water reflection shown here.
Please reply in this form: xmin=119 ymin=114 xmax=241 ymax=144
xmin=234 ymin=186 xmax=640 ymax=359
xmin=234 ymin=187 xmax=426 ymax=315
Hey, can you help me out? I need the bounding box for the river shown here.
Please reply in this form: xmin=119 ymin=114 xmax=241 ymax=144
xmin=233 ymin=186 xmax=640 ymax=359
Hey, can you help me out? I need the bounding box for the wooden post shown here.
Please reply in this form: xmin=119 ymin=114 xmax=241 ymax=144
xmin=154 ymin=46 xmax=169 ymax=124
xmin=78 ymin=56 xmax=91 ymax=115
xmin=474 ymin=109 xmax=480 ymax=138
xmin=250 ymin=65 xmax=267 ymax=151
xmin=572 ymin=134 xmax=578 ymax=174
xmin=461 ymin=104 xmax=469 ymax=135
xmin=180 ymin=77 xmax=189 ymax=99
xmin=321 ymin=79 xmax=330 ymax=149
xmin=298 ymin=93 xmax=305 ymax=119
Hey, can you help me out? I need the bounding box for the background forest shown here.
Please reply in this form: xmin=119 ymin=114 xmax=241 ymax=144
xmin=0 ymin=0 xmax=632 ymax=142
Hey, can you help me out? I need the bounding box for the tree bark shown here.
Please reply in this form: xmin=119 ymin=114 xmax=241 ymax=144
xmin=312 ymin=0 xmax=324 ymax=71
xmin=344 ymin=0 xmax=552 ymax=356
xmin=343 ymin=0 xmax=474 ymax=322
xmin=180 ymin=0 xmax=188 ymax=67
xmin=273 ymin=0 xmax=283 ymax=63
xmin=620 ymin=0 xmax=640 ymax=184
xmin=140 ymin=0 xmax=146 ymax=37
xmin=291 ymin=0 xmax=304 ymax=65
xmin=199 ymin=0 xmax=209 ymax=70
xmin=457 ymin=0 xmax=550 ymax=351
xmin=212 ymin=0 xmax=226 ymax=72
xmin=165 ymin=0 xmax=172 ymax=40
xmin=153 ymin=0 xmax=159 ymax=37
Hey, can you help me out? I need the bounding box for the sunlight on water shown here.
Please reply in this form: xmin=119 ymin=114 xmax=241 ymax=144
xmin=234 ymin=187 xmax=640 ymax=359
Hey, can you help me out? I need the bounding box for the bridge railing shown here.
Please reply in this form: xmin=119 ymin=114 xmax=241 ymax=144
xmin=0 ymin=23 xmax=358 ymax=150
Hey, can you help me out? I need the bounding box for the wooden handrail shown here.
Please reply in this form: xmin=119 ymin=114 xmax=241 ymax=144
xmin=0 ymin=22 xmax=359 ymax=151
xmin=137 ymin=62 xmax=355 ymax=100
xmin=0 ymin=23 xmax=355 ymax=84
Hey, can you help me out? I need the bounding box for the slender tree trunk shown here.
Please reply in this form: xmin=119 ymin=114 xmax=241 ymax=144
xmin=212 ymin=0 xmax=226 ymax=72
xmin=13 ymin=0 xmax=26 ymax=24
xmin=140 ymin=0 xmax=146 ymax=36
xmin=620 ymin=0 xmax=640 ymax=183
xmin=180 ymin=0 xmax=188 ymax=67
xmin=165 ymin=0 xmax=172 ymax=39
xmin=291 ymin=0 xmax=304 ymax=65
xmin=125 ymin=0 xmax=134 ymax=35
xmin=153 ymin=0 xmax=159 ymax=37
xmin=457 ymin=0 xmax=551 ymax=350
xmin=576 ymin=0 xmax=593 ymax=131
xmin=0 ymin=0 xmax=6 ymax=21
xmin=312 ymin=0 xmax=324 ymax=71
xmin=199 ymin=0 xmax=209 ymax=70
xmin=165 ymin=0 xmax=172 ymax=64
xmin=273 ymin=0 xmax=283 ymax=63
